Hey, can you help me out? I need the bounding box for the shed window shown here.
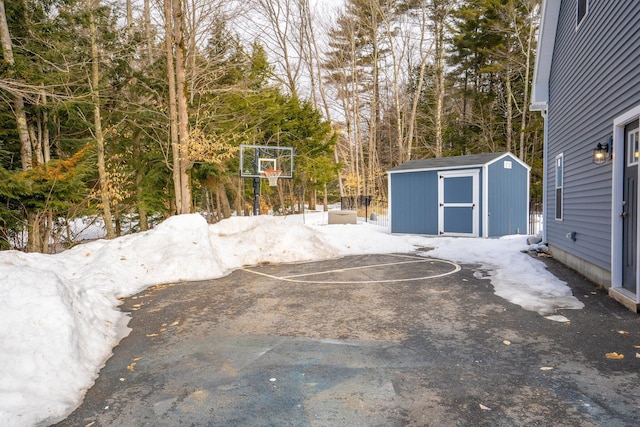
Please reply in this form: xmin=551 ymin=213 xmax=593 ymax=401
xmin=555 ymin=154 xmax=563 ymax=221
xmin=628 ymin=128 xmax=639 ymax=166
xmin=577 ymin=0 xmax=589 ymax=27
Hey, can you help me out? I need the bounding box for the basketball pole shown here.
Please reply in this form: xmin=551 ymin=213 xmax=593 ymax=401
xmin=253 ymin=177 xmax=260 ymax=216
xmin=252 ymin=147 xmax=261 ymax=216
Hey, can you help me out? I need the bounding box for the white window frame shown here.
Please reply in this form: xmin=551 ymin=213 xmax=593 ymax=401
xmin=555 ymin=153 xmax=564 ymax=221
xmin=576 ymin=0 xmax=589 ymax=28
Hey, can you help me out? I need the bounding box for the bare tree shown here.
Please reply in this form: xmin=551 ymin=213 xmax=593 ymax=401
xmin=251 ymin=0 xmax=305 ymax=97
xmin=378 ymin=0 xmax=436 ymax=165
xmin=298 ymin=0 xmax=347 ymax=195
xmin=181 ymin=0 xmax=232 ymax=102
xmin=430 ymin=0 xmax=456 ymax=158
xmin=88 ymin=0 xmax=116 ymax=238
xmin=491 ymin=0 xmax=540 ymax=160
xmin=404 ymin=0 xmax=434 ymax=162
xmin=516 ymin=0 xmax=539 ymax=161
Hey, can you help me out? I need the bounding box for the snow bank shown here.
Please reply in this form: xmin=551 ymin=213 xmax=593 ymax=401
xmin=0 ymin=213 xmax=584 ymax=426
xmin=417 ymin=235 xmax=584 ymax=315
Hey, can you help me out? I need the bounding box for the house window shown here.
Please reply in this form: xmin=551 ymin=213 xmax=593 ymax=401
xmin=628 ymin=129 xmax=639 ymax=166
xmin=577 ymin=0 xmax=589 ymax=27
xmin=555 ymin=154 xmax=563 ymax=220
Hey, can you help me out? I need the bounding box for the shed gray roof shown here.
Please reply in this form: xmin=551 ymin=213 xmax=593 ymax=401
xmin=388 ymin=152 xmax=509 ymax=172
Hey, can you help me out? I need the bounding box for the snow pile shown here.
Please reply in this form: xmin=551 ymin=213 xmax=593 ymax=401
xmin=415 ymin=235 xmax=585 ymax=315
xmin=0 ymin=212 xmax=583 ymax=426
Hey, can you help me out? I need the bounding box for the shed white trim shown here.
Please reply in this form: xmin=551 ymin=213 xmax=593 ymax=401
xmin=386 ymin=152 xmax=529 ymax=175
xmin=438 ymin=169 xmax=480 ymax=237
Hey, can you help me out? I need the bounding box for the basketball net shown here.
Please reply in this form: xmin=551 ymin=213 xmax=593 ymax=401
xmin=263 ymin=169 xmax=282 ymax=187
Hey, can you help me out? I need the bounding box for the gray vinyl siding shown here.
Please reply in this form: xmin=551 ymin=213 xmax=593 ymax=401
xmin=487 ymin=157 xmax=528 ymax=237
xmin=546 ymin=1 xmax=640 ymax=271
xmin=390 ymin=171 xmax=438 ymax=234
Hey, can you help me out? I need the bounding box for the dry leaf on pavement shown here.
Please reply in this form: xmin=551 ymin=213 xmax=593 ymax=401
xmin=605 ymin=352 xmax=624 ymax=360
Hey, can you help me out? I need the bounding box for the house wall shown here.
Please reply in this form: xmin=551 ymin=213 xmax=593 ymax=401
xmin=546 ymin=1 xmax=640 ymax=272
xmin=487 ymin=156 xmax=529 ymax=237
xmin=390 ymin=171 xmax=438 ymax=234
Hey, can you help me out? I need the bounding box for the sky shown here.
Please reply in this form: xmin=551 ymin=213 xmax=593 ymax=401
xmin=0 ymin=211 xmax=584 ymax=426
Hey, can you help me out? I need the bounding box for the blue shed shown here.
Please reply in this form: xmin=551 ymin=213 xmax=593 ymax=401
xmin=387 ymin=152 xmax=530 ymax=237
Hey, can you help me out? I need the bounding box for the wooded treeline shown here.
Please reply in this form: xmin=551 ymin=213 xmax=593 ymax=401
xmin=0 ymin=0 xmax=542 ymax=252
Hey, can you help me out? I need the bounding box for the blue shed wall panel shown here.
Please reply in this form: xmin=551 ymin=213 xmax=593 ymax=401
xmin=390 ymin=171 xmax=438 ymax=234
xmin=391 ymin=167 xmax=491 ymax=236
xmin=487 ymin=156 xmax=529 ymax=237
xmin=443 ymin=176 xmax=474 ymax=203
xmin=444 ymin=207 xmax=474 ymax=234
xmin=545 ymin=1 xmax=640 ymax=270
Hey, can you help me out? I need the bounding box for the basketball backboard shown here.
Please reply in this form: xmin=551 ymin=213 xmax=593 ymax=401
xmin=239 ymin=144 xmax=294 ymax=179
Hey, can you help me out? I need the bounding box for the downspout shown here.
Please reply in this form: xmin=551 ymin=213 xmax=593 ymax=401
xmin=482 ymin=164 xmax=489 ymax=237
xmin=387 ymin=172 xmax=392 ymax=232
xmin=541 ymin=107 xmax=548 ymax=244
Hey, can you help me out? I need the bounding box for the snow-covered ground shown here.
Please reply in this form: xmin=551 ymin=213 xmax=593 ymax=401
xmin=0 ymin=211 xmax=583 ymax=426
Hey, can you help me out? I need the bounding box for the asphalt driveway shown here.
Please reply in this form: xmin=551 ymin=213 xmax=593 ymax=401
xmin=56 ymin=253 xmax=640 ymax=426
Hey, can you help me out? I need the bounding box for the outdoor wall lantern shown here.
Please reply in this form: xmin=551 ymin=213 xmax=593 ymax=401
xmin=593 ymin=137 xmax=612 ymax=165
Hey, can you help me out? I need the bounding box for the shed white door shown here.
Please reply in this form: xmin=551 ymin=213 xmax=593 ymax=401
xmin=438 ymin=170 xmax=479 ymax=237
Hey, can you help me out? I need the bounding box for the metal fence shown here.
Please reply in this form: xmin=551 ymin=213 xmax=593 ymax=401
xmin=339 ymin=196 xmax=542 ymax=235
xmin=341 ymin=196 xmax=389 ymax=227
xmin=529 ymin=198 xmax=543 ymax=236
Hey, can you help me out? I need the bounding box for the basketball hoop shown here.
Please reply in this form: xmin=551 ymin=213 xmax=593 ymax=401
xmin=263 ymin=169 xmax=282 ymax=187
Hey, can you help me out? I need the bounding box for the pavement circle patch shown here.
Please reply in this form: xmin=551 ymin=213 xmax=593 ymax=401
xmin=242 ymin=255 xmax=461 ymax=284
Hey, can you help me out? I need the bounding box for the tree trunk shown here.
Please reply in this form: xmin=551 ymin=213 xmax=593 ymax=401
xmin=367 ymin=4 xmax=379 ymax=195
xmin=219 ymin=182 xmax=231 ymax=219
xmin=164 ymin=0 xmax=182 ymax=213
xmin=115 ymin=203 xmax=122 ymax=236
xmin=0 ymin=0 xmax=32 ymax=170
xmin=89 ymin=2 xmax=115 ymax=239
xmin=323 ymin=183 xmax=328 ymax=211
xmin=44 ymin=212 xmax=53 ymax=253
xmin=505 ymin=68 xmax=513 ymax=153
xmin=235 ymin=177 xmax=244 ymax=216
xmin=173 ymin=0 xmax=192 ymax=214
xmin=519 ymin=3 xmax=536 ymax=161
xmin=144 ymin=0 xmax=153 ymax=62
xmin=126 ymin=0 xmax=133 ymax=38
xmin=41 ymin=87 xmax=50 ymax=163
xmin=406 ymin=0 xmax=431 ymax=162
xmin=214 ymin=189 xmax=222 ymax=222
xmin=308 ymin=188 xmax=316 ymax=210
xmin=133 ymin=132 xmax=149 ymax=231
xmin=26 ymin=211 xmax=39 ymax=253
xmin=433 ymin=17 xmax=445 ymax=158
